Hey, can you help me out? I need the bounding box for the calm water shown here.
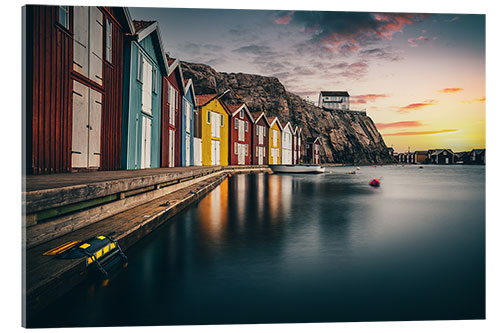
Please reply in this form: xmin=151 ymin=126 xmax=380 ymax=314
xmin=29 ymin=165 xmax=485 ymax=327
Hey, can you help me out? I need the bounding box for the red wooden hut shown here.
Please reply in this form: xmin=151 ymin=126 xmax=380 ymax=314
xmin=227 ymin=104 xmax=254 ymax=165
xmin=250 ymin=112 xmax=270 ymax=165
xmin=305 ymin=137 xmax=321 ymax=164
xmin=25 ymin=5 xmax=134 ymax=174
xmin=161 ymin=57 xmax=185 ymax=167
xmin=292 ymin=126 xmax=302 ymax=164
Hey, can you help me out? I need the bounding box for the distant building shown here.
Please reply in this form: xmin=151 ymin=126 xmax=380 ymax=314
xmin=428 ymin=149 xmax=454 ymax=164
xmin=470 ymin=149 xmax=485 ymax=164
xmin=318 ymin=91 xmax=350 ymax=110
xmin=305 ymin=137 xmax=321 ymax=164
xmin=414 ymin=151 xmax=428 ymax=163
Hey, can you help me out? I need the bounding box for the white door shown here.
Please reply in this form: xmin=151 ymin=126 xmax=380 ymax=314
xmin=185 ymin=133 xmax=191 ymax=166
xmin=71 ymin=80 xmax=102 ymax=168
xmin=169 ymin=129 xmax=175 ymax=167
xmin=211 ymin=140 xmax=220 ymax=166
xmin=258 ymin=146 xmax=264 ymax=165
xmin=238 ymin=143 xmax=245 ymax=165
xmin=142 ymin=60 xmax=152 ymax=115
xmin=141 ymin=116 xmax=151 ymax=168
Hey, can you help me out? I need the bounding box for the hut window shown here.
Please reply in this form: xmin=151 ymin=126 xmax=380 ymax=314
xmin=221 ymin=114 xmax=224 ymax=127
xmin=234 ymin=118 xmax=238 ymax=130
xmin=240 ymin=110 xmax=244 ymax=119
xmin=235 ymin=142 xmax=238 ymax=154
xmin=105 ymin=18 xmax=113 ymax=63
xmin=152 ymin=68 xmax=157 ymax=94
xmin=58 ymin=6 xmax=69 ymax=29
xmin=245 ymin=144 xmax=249 ymax=156
xmin=207 ymin=111 xmax=211 ymax=124
xmin=245 ymin=121 xmax=248 ymax=132
xmin=138 ymin=53 xmax=143 ymax=82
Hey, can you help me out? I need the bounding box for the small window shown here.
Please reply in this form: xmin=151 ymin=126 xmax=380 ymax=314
xmin=58 ymin=6 xmax=69 ymax=29
xmin=221 ymin=114 xmax=224 ymax=127
xmin=240 ymin=110 xmax=244 ymax=119
xmin=245 ymin=121 xmax=248 ymax=132
xmin=234 ymin=119 xmax=238 ymax=130
xmin=152 ymin=68 xmax=157 ymax=93
xmin=245 ymin=144 xmax=249 ymax=156
xmin=137 ymin=53 xmax=143 ymax=82
xmin=207 ymin=111 xmax=211 ymax=124
xmin=105 ymin=18 xmax=113 ymax=63
xmin=235 ymin=142 xmax=238 ymax=154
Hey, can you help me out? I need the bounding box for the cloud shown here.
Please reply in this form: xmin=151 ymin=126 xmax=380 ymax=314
xmin=351 ymin=94 xmax=390 ymax=104
xmin=274 ymin=11 xmax=294 ymax=24
xmin=375 ymin=121 xmax=424 ymax=129
xmin=383 ymin=129 xmax=459 ymax=136
xmin=460 ymin=97 xmax=485 ymax=104
xmin=232 ymin=44 xmax=275 ymax=56
xmin=408 ymin=36 xmax=429 ymax=47
xmin=445 ymin=16 xmax=460 ymax=23
xmin=398 ymin=100 xmax=437 ymax=112
xmin=437 ymin=87 xmax=463 ymax=93
xmin=359 ymin=47 xmax=404 ymax=61
xmin=275 ymin=11 xmax=429 ymax=54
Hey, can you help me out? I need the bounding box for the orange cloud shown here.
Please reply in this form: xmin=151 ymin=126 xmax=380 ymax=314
xmin=398 ymin=100 xmax=437 ymax=112
xmin=274 ymin=12 xmax=294 ymax=24
xmin=375 ymin=121 xmax=424 ymax=129
xmin=437 ymin=87 xmax=463 ymax=93
xmin=408 ymin=36 xmax=429 ymax=47
xmin=383 ymin=129 xmax=459 ymax=136
xmin=460 ymin=97 xmax=485 ymax=104
xmin=351 ymin=94 xmax=390 ymax=104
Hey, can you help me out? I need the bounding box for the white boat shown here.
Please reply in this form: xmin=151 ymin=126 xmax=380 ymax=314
xmin=269 ymin=164 xmax=325 ymax=174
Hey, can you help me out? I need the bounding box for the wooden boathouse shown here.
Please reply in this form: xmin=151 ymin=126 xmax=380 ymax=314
xmin=250 ymin=112 xmax=270 ymax=165
xmin=25 ymin=5 xmax=134 ymax=174
xmin=181 ymin=78 xmax=196 ymax=166
xmin=227 ymin=103 xmax=254 ymax=165
xmin=121 ymin=20 xmax=168 ymax=169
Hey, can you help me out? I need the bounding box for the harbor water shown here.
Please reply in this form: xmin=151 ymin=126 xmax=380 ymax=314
xmin=30 ymin=165 xmax=485 ymax=327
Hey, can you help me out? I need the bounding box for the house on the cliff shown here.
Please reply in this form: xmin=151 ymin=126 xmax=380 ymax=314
xmin=292 ymin=126 xmax=302 ymax=165
xmin=306 ymin=137 xmax=321 ymax=164
xmin=122 ymin=20 xmax=168 ymax=169
xmin=267 ymin=117 xmax=283 ymax=165
xmin=25 ymin=5 xmax=134 ymax=174
xmin=160 ymin=57 xmax=184 ymax=168
xmin=251 ymin=112 xmax=270 ymax=165
xmin=196 ymin=93 xmax=231 ymax=166
xmin=318 ymin=91 xmax=350 ymax=110
xmin=281 ymin=122 xmax=294 ymax=165
xmin=181 ymin=78 xmax=196 ymax=166
xmin=227 ymin=103 xmax=254 ymax=165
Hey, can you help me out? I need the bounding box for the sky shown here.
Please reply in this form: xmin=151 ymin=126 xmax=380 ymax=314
xmin=130 ymin=7 xmax=485 ymax=152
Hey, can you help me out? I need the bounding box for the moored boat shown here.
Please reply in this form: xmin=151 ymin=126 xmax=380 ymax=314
xmin=269 ymin=164 xmax=325 ymax=174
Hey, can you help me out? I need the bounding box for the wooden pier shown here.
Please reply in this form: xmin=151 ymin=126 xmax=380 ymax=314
xmin=23 ymin=165 xmax=271 ymax=320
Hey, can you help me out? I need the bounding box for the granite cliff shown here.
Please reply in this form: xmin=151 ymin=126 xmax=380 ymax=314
xmin=181 ymin=61 xmax=394 ymax=165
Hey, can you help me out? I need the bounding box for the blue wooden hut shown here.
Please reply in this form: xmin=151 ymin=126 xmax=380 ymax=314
xmin=181 ymin=77 xmax=196 ymax=166
xmin=121 ymin=20 xmax=168 ymax=169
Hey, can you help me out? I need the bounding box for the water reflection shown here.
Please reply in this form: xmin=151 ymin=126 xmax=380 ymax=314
xmin=29 ymin=166 xmax=485 ymax=327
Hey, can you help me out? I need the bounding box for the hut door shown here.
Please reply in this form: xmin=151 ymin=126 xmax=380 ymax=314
xmin=71 ymin=81 xmax=102 ymax=169
xmin=169 ymin=129 xmax=175 ymax=167
xmin=141 ymin=116 xmax=152 ymax=168
xmin=258 ymin=146 xmax=264 ymax=165
xmin=211 ymin=140 xmax=220 ymax=166
xmin=185 ymin=133 xmax=191 ymax=166
xmin=238 ymin=144 xmax=245 ymax=165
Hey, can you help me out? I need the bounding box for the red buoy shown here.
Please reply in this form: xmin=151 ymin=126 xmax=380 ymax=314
xmin=369 ymin=178 xmax=381 ymax=187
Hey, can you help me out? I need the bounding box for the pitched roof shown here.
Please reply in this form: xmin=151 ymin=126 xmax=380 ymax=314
xmin=133 ymin=20 xmax=155 ymax=34
xmin=320 ymin=91 xmax=350 ymax=97
xmin=196 ymin=94 xmax=218 ymax=107
xmin=167 ymin=57 xmax=176 ymax=66
xmin=226 ymin=104 xmax=244 ymax=114
xmin=250 ymin=112 xmax=270 ymax=126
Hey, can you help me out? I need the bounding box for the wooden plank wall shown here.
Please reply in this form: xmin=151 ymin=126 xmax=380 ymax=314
xmin=100 ymin=8 xmax=124 ymax=171
xmin=160 ymin=76 xmax=169 ymax=168
xmin=29 ymin=5 xmax=73 ymax=174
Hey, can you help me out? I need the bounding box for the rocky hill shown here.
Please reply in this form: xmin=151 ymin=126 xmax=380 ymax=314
xmin=181 ymin=61 xmax=394 ymax=165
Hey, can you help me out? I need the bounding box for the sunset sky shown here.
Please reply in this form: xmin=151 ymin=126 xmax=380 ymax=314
xmin=130 ymin=7 xmax=485 ymax=152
